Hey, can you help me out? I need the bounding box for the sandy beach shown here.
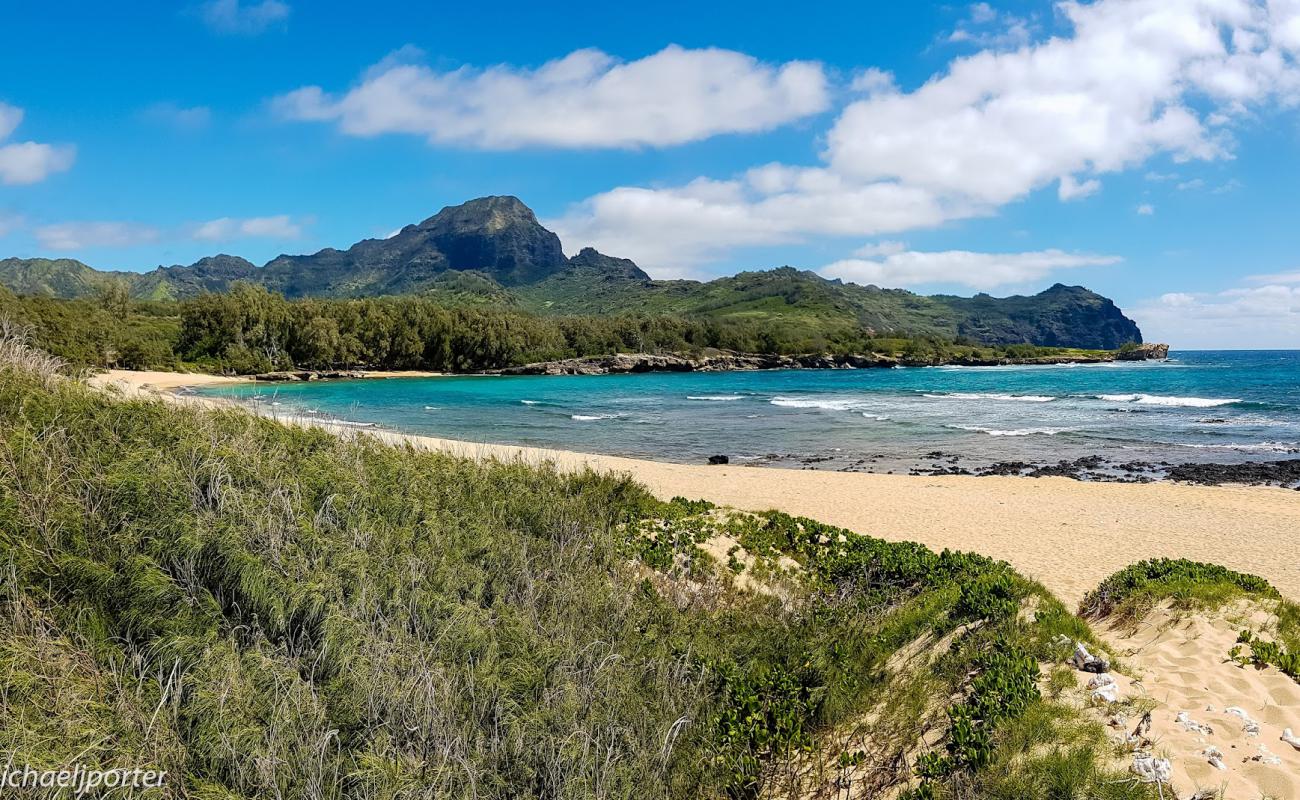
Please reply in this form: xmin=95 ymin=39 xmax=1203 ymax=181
xmin=90 ymin=369 xmax=1300 ymax=607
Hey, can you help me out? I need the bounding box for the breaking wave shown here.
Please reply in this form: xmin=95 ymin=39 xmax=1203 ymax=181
xmin=923 ymin=392 xmax=1055 ymax=402
xmin=1095 ymin=394 xmax=1240 ymax=408
xmin=947 ymin=424 xmax=1072 ymax=437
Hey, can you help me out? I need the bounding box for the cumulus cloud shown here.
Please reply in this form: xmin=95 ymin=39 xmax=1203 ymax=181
xmin=947 ymin=2 xmax=1036 ymax=49
xmin=273 ymin=45 xmax=830 ymax=149
xmin=34 ymin=222 xmax=160 ymax=250
xmin=819 ymin=248 xmax=1120 ymax=290
xmin=849 ymin=67 xmax=896 ymax=94
xmin=1058 ymin=175 xmax=1102 ymax=201
xmin=557 ymin=0 xmax=1300 ymax=274
xmin=548 ymin=172 xmax=965 ymax=274
xmin=191 ymin=215 xmax=304 ymax=241
xmin=0 ymin=102 xmax=75 ymax=185
xmin=1137 ymin=203 xmax=1155 ymax=215
xmin=201 ymin=0 xmax=289 ymax=35
xmin=1132 ymin=283 xmax=1300 ymax=348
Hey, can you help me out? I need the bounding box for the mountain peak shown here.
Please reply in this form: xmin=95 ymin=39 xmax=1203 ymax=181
xmin=565 ymin=247 xmax=650 ymax=282
xmin=418 ymin=195 xmax=539 ymax=233
xmin=395 ymin=195 xmax=563 ymax=285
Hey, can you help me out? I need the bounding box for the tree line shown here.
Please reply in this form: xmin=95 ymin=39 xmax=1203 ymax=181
xmin=176 ymin=284 xmax=933 ymax=373
xmin=2 ymin=282 xmax=1071 ymax=374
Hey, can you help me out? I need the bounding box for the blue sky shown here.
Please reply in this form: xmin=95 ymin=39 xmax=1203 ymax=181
xmin=2 ymin=0 xmax=1299 ymax=347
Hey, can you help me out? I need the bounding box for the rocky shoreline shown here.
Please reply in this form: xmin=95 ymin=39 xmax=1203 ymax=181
xmin=884 ymin=452 xmax=1299 ymax=488
xmin=246 ymin=344 xmax=1170 ymax=380
xmin=253 ymin=369 xmax=369 ymax=381
xmin=496 ymin=343 xmax=1170 ymax=376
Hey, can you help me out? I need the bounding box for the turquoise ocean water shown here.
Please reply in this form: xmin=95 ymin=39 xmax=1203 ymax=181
xmin=197 ymin=351 xmax=1300 ymax=474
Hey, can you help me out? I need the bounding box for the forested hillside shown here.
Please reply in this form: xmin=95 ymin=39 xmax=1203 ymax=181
xmin=0 ymin=196 xmax=1144 ymax=350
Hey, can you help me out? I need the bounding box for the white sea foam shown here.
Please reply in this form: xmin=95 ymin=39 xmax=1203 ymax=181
xmin=520 ymin=399 xmax=540 ymax=405
xmin=571 ymin=413 xmax=620 ymax=421
xmin=423 ymin=406 xmax=439 ymax=410
xmin=1177 ymin=441 xmax=1299 ymax=453
xmin=687 ymin=395 xmax=744 ymax=401
xmin=1096 ymin=394 xmax=1240 ymax=408
xmin=861 ymin=413 xmax=891 ymax=421
xmin=947 ymin=424 xmax=1071 ymax=437
xmin=770 ymin=396 xmax=861 ymax=411
xmin=923 ymin=392 xmax=1055 ymax=402
xmin=323 ymin=418 xmax=378 ymax=428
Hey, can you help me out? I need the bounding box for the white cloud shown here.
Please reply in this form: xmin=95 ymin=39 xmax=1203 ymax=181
xmin=0 ymin=103 xmax=75 ymax=185
xmin=143 ymin=102 xmax=212 ymax=130
xmin=0 ymin=104 xmax=19 ymax=140
xmin=556 ymin=0 xmax=1300 ymax=274
xmin=970 ymin=3 xmax=998 ymax=25
xmin=201 ymin=0 xmax=289 ymax=35
xmin=1176 ymin=178 xmax=1206 ymax=190
xmin=849 ymin=67 xmax=896 ymax=94
xmin=1137 ymin=203 xmax=1155 ymax=215
xmin=852 ymin=240 xmax=908 ymax=258
xmin=34 ymin=222 xmax=160 ymax=251
xmin=548 ymin=173 xmax=965 ymax=275
xmin=1246 ymin=269 xmax=1300 ymax=284
xmin=947 ymin=2 xmax=1036 ymax=49
xmin=819 ymin=248 xmax=1120 ymax=290
xmin=191 ymin=215 xmax=303 ymax=241
xmin=1058 ymin=174 xmax=1102 ymax=201
xmin=1131 ymin=283 xmax=1300 ymax=348
xmin=274 ymin=45 xmax=830 ymax=150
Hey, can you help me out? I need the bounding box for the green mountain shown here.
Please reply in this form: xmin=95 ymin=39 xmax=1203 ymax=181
xmin=0 ymin=196 xmax=1144 ymax=348
xmin=0 ymin=257 xmax=134 ymax=298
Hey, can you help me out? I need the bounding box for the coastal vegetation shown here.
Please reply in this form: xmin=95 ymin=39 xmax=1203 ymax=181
xmin=0 ymin=282 xmax=1119 ymax=375
xmin=0 ymin=285 xmax=181 ymax=370
xmin=0 ymin=332 xmax=1161 ymax=799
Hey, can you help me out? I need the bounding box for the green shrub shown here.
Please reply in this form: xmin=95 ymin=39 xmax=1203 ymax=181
xmin=1080 ymin=558 xmax=1280 ymax=619
xmin=1231 ymin=630 xmax=1300 ymax=683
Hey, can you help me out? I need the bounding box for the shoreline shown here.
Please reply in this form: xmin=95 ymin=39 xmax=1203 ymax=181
xmin=86 ymin=368 xmax=443 ymax=394
xmin=89 ymin=368 xmax=1300 ymax=607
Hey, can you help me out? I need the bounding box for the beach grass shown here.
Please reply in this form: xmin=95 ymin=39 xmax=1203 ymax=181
xmin=0 ymin=332 xmax=1166 ymax=799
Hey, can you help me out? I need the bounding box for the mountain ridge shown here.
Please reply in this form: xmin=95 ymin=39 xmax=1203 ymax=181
xmin=0 ymin=196 xmax=1144 ymax=349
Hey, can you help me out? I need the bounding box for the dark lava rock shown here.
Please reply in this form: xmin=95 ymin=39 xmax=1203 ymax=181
xmin=707 ymin=455 xmax=730 ymax=465
xmin=1166 ymin=459 xmax=1300 ymax=487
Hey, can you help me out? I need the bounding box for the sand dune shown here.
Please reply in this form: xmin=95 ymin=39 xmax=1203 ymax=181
xmin=1091 ymin=606 xmax=1300 ymax=800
